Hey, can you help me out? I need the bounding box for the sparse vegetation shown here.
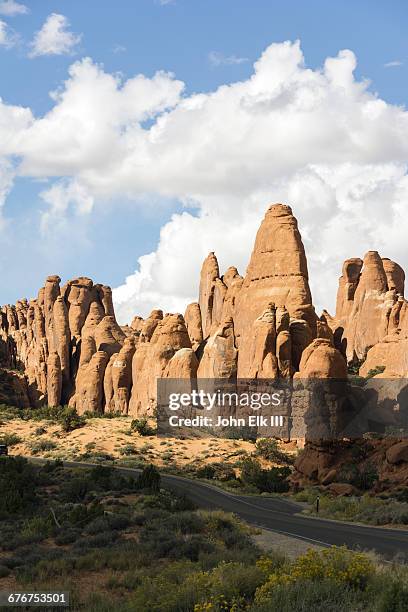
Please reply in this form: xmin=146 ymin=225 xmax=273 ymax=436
xmin=0 ymin=432 xmax=21 ymax=447
xmin=254 ymin=438 xmax=295 ymax=465
xmin=1 ymin=457 xmax=408 ymax=611
xmin=28 ymin=439 xmax=57 ymax=454
xmin=366 ymin=365 xmax=386 ymax=378
xmin=295 ymin=487 xmax=408 ymax=525
xmin=338 ymin=461 xmax=379 ymax=490
xmin=240 ymin=457 xmax=291 ymax=493
xmin=130 ymin=417 xmax=156 ymax=436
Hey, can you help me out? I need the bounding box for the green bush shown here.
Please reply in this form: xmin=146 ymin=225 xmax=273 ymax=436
xmin=34 ymin=426 xmax=47 ymax=436
xmin=0 ymin=457 xmax=38 ymax=517
xmin=0 ymin=432 xmax=21 ymax=447
xmin=240 ymin=458 xmax=290 ymax=493
xmin=130 ymin=418 xmax=155 ymax=436
xmin=59 ymin=407 xmax=86 ymax=432
xmin=62 ymin=477 xmax=91 ymax=502
xmin=377 ymin=577 xmax=408 ymax=611
xmin=28 ymin=439 xmax=57 ymax=454
xmin=119 ymin=443 xmax=138 ymax=456
xmin=339 ymin=461 xmax=379 ymax=490
xmin=196 ymin=464 xmax=216 ymax=479
xmin=366 ymin=365 xmax=386 ymax=378
xmin=254 ymin=438 xmax=295 ymax=465
xmin=0 ymin=564 xmax=10 ymax=578
xmin=21 ymin=515 xmax=54 ymax=540
xmin=250 ymin=578 xmax=360 ymax=611
xmin=137 ymin=464 xmax=160 ymax=492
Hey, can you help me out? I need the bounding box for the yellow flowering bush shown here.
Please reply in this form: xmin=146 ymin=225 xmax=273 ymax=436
xmin=194 ymin=593 xmax=248 ymax=611
xmin=256 ymin=553 xmax=287 ymax=577
xmin=254 ymin=546 xmax=374 ymax=603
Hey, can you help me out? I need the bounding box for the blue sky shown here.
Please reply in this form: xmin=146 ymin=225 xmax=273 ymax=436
xmin=0 ymin=0 xmax=407 ymax=319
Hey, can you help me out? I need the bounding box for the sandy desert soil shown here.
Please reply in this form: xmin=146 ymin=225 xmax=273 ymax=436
xmin=0 ymin=416 xmax=298 ymax=468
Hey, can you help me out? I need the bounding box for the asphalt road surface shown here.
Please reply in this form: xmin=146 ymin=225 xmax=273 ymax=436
xmin=27 ymin=458 xmax=408 ymax=561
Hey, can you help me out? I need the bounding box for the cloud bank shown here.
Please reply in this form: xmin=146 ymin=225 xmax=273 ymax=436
xmin=0 ymin=41 xmax=408 ymax=322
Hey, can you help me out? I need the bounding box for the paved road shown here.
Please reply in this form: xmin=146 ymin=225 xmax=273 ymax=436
xmin=28 ymin=458 xmax=408 ymax=561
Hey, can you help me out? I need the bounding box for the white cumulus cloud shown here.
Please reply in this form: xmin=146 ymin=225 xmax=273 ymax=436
xmin=0 ymin=40 xmax=408 ymax=323
xmin=0 ymin=0 xmax=27 ymax=16
xmin=29 ymin=13 xmax=81 ymax=57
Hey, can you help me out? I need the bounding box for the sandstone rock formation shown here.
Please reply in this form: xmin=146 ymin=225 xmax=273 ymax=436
xmin=0 ymin=274 xmax=139 ymax=414
xmin=1 ymin=201 xmax=402 ymax=443
xmin=331 ymin=251 xmax=405 ymax=363
xmin=234 ymin=204 xmax=317 ymax=377
xmin=295 ymin=338 xmax=347 ymax=379
xmin=197 ymin=317 xmax=237 ymax=379
xmin=184 ymin=302 xmax=203 ymax=349
xmin=198 ymin=252 xmax=219 ymax=339
xmin=128 ymin=314 xmax=192 ymax=416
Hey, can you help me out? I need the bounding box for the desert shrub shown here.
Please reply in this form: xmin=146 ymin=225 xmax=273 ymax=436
xmin=196 ymin=462 xmax=236 ymax=481
xmin=66 ymin=501 xmax=104 ymax=526
xmin=74 ymin=531 xmax=119 ymax=549
xmin=395 ymin=488 xmax=408 ymax=503
xmin=254 ymin=438 xmax=295 ymax=465
xmin=339 ymin=461 xmax=379 ymax=490
xmin=20 ymin=515 xmax=54 ymax=541
xmin=366 ymin=365 xmax=386 ymax=378
xmin=240 ymin=458 xmax=290 ymax=493
xmin=28 ymin=439 xmax=57 ymax=454
xmin=377 ymin=577 xmax=408 ymax=611
xmin=254 ymin=546 xmax=374 ymax=605
xmin=62 ymin=477 xmax=91 ymax=502
xmin=54 ymin=529 xmax=81 ymax=545
xmin=84 ymin=514 xmax=130 ymax=535
xmin=353 ymin=462 xmax=379 ymax=490
xmin=0 ymin=457 xmax=37 ymax=517
xmin=0 ymin=404 xmax=24 ymax=420
xmin=131 ymin=418 xmax=155 ymax=436
xmin=209 ymin=561 xmax=264 ymax=600
xmin=34 ymin=426 xmax=47 ymax=435
xmin=256 ymin=552 xmax=288 ymax=577
xmin=164 ymin=511 xmax=206 ymax=534
xmin=119 ymin=443 xmax=138 ymax=456
xmin=137 ymin=464 xmax=160 ymax=492
xmin=212 ymin=462 xmax=237 ymax=481
xmin=196 ymin=464 xmax=216 ymax=479
xmin=59 ymin=407 xmax=86 ymax=432
xmin=0 ymin=432 xmax=21 ymax=446
xmin=41 ymin=458 xmax=63 ymax=473
xmin=0 ymin=564 xmax=10 ymax=578
xmin=251 ymin=578 xmax=360 ymax=611
xmin=347 ymin=358 xmax=365 ymax=376
xmin=87 ymin=465 xmax=135 ymax=492
xmin=357 ymin=500 xmax=408 ymax=525
xmin=21 ymin=405 xmax=86 ymax=432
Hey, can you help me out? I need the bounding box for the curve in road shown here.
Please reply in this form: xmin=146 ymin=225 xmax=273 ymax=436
xmin=27 ymin=458 xmax=408 ymax=561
